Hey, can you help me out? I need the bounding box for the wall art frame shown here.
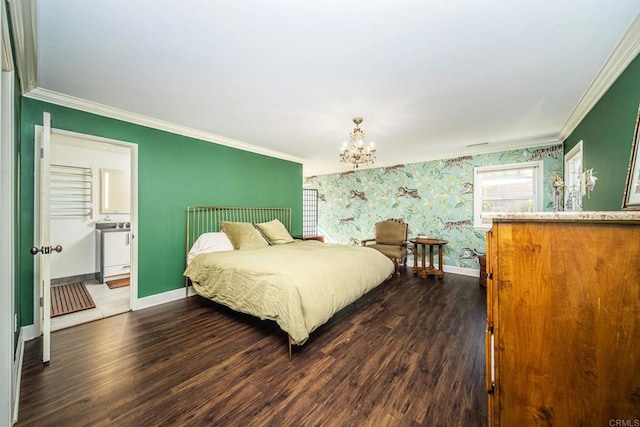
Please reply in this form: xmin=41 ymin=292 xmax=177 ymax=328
xmin=623 ymin=103 xmax=640 ymax=210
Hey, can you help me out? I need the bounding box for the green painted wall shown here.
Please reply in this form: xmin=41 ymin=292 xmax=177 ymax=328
xmin=564 ymin=53 xmax=640 ymax=210
xmin=19 ymin=98 xmax=302 ymax=325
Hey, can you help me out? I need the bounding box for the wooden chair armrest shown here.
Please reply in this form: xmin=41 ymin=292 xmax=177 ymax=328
xmin=361 ymin=238 xmax=376 ymax=246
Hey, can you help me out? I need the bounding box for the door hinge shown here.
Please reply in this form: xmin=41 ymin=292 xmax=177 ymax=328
xmin=40 ymin=147 xmax=44 ymax=159
xmin=39 ymin=296 xmax=44 ymax=307
xmin=487 ymin=272 xmax=493 ymax=280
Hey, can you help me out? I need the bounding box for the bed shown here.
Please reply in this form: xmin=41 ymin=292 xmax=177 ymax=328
xmin=183 ymin=206 xmax=395 ymax=358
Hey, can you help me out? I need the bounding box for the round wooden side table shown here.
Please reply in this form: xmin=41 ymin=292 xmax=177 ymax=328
xmin=409 ymin=238 xmax=448 ymax=279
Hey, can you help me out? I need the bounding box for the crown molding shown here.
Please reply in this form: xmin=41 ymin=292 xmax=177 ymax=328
xmin=7 ymin=0 xmax=37 ymax=93
xmin=25 ymin=87 xmax=305 ymax=164
xmin=1 ymin=3 xmax=14 ymax=72
xmin=305 ymin=135 xmax=561 ymax=177
xmin=558 ymin=12 xmax=640 ymax=141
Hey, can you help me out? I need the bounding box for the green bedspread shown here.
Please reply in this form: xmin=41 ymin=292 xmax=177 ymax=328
xmin=184 ymin=240 xmax=395 ymax=345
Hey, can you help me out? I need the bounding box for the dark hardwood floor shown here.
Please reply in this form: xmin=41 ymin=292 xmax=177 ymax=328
xmin=18 ymin=269 xmax=488 ymax=426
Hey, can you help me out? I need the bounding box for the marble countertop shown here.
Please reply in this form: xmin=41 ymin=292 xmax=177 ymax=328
xmin=485 ymin=211 xmax=640 ymax=222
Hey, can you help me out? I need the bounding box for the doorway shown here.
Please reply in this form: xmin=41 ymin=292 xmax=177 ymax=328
xmin=34 ymin=127 xmax=138 ymax=333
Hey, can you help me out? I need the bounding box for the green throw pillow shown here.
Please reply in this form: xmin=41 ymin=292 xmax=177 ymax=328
xmin=255 ymin=219 xmax=294 ymax=245
xmin=220 ymin=221 xmax=269 ymax=250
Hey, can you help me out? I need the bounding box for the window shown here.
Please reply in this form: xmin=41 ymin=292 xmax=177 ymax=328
xmin=302 ymin=189 xmax=318 ymax=238
xmin=474 ymin=161 xmax=543 ymax=228
xmin=564 ymin=141 xmax=583 ymax=211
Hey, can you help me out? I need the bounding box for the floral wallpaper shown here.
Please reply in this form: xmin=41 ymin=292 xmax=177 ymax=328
xmin=303 ymin=144 xmax=563 ymax=270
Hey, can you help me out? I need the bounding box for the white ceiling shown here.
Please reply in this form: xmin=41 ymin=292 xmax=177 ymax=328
xmin=32 ymin=1 xmax=640 ymax=175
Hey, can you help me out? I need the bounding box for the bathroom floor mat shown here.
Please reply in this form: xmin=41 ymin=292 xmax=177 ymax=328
xmin=51 ymin=282 xmax=96 ymax=317
xmin=106 ymin=277 xmax=130 ymax=289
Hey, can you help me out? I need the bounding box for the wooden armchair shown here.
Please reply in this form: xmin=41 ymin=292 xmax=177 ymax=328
xmin=361 ymin=218 xmax=409 ymax=276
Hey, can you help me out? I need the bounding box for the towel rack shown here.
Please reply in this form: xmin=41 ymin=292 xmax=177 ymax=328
xmin=50 ymin=164 xmax=93 ymax=219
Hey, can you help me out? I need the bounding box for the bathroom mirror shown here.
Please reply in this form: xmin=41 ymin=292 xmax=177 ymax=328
xmin=100 ymin=168 xmax=130 ymax=214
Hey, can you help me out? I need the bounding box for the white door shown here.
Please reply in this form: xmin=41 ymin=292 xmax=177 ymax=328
xmin=32 ymin=112 xmax=62 ymax=363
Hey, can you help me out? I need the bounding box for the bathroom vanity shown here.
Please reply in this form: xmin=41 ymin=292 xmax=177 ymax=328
xmin=95 ymin=221 xmax=131 ymax=283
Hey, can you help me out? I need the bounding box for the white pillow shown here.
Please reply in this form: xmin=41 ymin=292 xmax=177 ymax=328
xmin=187 ymin=232 xmax=234 ymax=264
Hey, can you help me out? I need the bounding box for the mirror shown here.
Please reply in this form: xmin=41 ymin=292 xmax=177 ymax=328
xmin=100 ymin=168 xmax=130 ymax=214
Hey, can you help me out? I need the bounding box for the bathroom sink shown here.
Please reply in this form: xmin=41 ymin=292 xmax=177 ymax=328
xmin=96 ymin=222 xmax=130 ymax=230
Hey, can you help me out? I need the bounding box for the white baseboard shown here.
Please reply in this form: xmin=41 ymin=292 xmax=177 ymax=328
xmin=135 ymin=286 xmax=197 ymax=310
xmin=442 ymin=264 xmax=479 ymax=277
xmin=12 ymin=328 xmax=25 ymax=425
xmin=410 ymin=261 xmax=479 ymax=278
xmin=21 ymin=325 xmax=38 ymax=342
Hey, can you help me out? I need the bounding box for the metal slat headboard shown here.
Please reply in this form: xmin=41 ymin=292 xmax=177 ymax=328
xmin=186 ymin=206 xmax=292 ymax=261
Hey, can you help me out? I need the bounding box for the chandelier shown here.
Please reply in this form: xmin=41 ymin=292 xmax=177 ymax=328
xmin=339 ymin=117 xmax=376 ymax=168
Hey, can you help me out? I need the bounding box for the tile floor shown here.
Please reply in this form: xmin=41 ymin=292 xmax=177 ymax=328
xmin=50 ymin=278 xmax=130 ymax=331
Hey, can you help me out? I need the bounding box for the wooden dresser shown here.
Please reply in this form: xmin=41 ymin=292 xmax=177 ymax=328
xmin=485 ymin=212 xmax=640 ymax=426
